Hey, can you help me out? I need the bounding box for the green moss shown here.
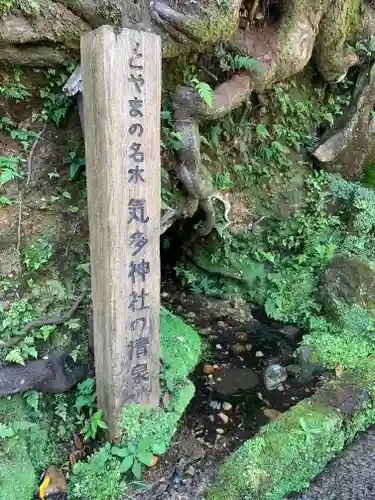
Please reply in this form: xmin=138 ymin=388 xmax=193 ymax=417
xmin=0 ymin=0 xmax=43 ymax=17
xmin=0 ymin=396 xmax=37 ymax=500
xmin=208 ymin=363 xmax=375 ymax=500
xmin=96 ymin=0 xmax=123 ymax=26
xmin=160 ymin=306 xmax=202 ymax=385
xmin=121 ymin=382 xmax=195 ymax=452
xmin=121 ymin=307 xmax=201 ymax=451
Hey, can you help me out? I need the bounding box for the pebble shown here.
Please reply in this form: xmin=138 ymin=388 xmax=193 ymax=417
xmin=185 ymin=465 xmax=195 ymax=477
xmin=231 ymin=343 xmax=245 ymax=355
xmin=255 ymin=351 xmax=264 ymax=357
xmin=208 ymin=415 xmax=215 ymax=422
xmin=209 ymin=400 xmax=221 ymax=410
xmin=263 ymin=364 xmax=288 ymax=391
xmin=216 ymin=344 xmax=222 ymax=350
xmin=217 ymin=321 xmax=227 ymax=328
xmin=245 ymin=344 xmax=252 ymax=352
xmin=216 ymin=428 xmax=225 ymax=434
xmin=161 ymin=292 xmax=169 ymax=299
xmin=263 ymin=408 xmax=282 ymax=421
xmin=222 ymin=402 xmax=232 ymax=411
xmin=280 ymin=324 xmax=301 ymax=342
xmin=235 ymin=331 xmax=248 ymax=341
xmin=218 ymin=413 xmax=229 ymax=424
xmin=203 ymin=364 xmax=214 ymax=375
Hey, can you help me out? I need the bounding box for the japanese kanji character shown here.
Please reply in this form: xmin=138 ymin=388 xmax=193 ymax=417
xmin=128 ymin=288 xmax=149 ymax=312
xmin=129 ymin=142 xmax=144 ymax=163
xmin=129 ymin=231 xmax=148 ymax=255
xmin=128 ymin=165 xmax=145 ymax=184
xmin=128 ymin=336 xmax=150 ymax=360
xmin=131 ymin=364 xmax=149 ymax=386
xmin=128 ymin=259 xmax=150 ymax=284
xmin=128 ymin=199 xmax=149 ymax=224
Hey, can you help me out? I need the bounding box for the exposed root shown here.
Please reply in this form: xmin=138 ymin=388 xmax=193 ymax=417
xmin=26 ymin=123 xmax=47 ymax=187
xmin=0 ymin=291 xmax=87 ymax=350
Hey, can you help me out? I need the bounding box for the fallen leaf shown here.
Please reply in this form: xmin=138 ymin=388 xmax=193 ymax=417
xmin=335 ymin=363 xmax=344 ymax=378
xmin=150 ymin=455 xmax=158 ymax=467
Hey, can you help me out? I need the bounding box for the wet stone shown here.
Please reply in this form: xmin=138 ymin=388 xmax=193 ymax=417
xmin=263 ymin=364 xmax=288 ymax=391
xmin=215 ymin=367 xmax=260 ymax=395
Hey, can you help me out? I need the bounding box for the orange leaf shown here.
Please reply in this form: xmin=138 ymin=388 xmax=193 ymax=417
xmin=335 ymin=363 xmax=344 ymax=378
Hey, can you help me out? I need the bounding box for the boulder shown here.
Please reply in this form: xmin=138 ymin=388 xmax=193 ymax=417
xmin=312 ymin=63 xmax=375 ymax=180
xmin=320 ymin=255 xmax=375 ymax=318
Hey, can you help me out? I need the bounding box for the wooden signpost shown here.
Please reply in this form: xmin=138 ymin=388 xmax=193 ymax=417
xmin=81 ymin=25 xmax=161 ymax=438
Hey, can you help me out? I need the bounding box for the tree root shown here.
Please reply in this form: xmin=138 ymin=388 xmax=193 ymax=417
xmin=0 ymin=349 xmax=88 ymax=396
xmin=0 ymin=291 xmax=87 ymax=350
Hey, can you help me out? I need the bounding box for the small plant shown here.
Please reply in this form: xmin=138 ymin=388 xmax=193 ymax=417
xmin=0 ymin=68 xmax=32 ymax=102
xmin=75 ymin=378 xmax=108 ymax=441
xmin=0 ymin=156 xmax=23 ymax=185
xmin=64 ymin=147 xmax=86 ymax=181
xmin=190 ymin=77 xmax=213 ymax=107
xmin=22 ymin=236 xmax=53 ymax=271
xmin=111 ymin=437 xmax=155 ymax=479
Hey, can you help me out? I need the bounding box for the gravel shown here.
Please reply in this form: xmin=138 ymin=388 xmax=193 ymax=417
xmin=288 ymin=426 xmax=375 ymax=500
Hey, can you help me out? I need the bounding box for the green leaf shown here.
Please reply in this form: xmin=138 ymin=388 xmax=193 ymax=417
xmin=0 ymin=423 xmax=15 ymax=438
xmin=193 ymin=80 xmax=213 ymax=107
xmin=120 ymin=454 xmax=134 ymax=473
xmin=136 ymin=451 xmax=153 ymax=466
xmin=152 ymin=442 xmax=168 ymax=455
xmin=127 ymin=441 xmax=136 ymax=454
xmin=112 ymin=446 xmax=130 ymax=458
xmin=97 ymin=420 xmax=108 ymax=429
xmin=132 ymin=459 xmax=142 ymax=479
xmin=137 ymin=436 xmax=153 ymax=452
xmin=256 ymin=124 xmax=269 ymax=138
xmin=75 ymin=394 xmax=94 ymax=411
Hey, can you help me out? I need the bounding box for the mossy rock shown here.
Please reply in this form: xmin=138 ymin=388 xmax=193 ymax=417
xmin=320 ymin=255 xmax=375 ymax=318
xmin=207 ymin=360 xmax=375 ymax=500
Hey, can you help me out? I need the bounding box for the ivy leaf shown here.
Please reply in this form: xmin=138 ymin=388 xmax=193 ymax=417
xmin=152 ymin=442 xmax=168 ymax=455
xmin=127 ymin=441 xmax=136 ymax=454
xmin=75 ymin=394 xmax=94 ymax=411
xmin=137 ymin=436 xmax=153 ymax=452
xmin=132 ymin=459 xmax=142 ymax=479
xmin=119 ymin=454 xmax=134 ymax=473
xmin=112 ymin=446 xmax=130 ymax=458
xmin=136 ymin=451 xmax=153 ymax=466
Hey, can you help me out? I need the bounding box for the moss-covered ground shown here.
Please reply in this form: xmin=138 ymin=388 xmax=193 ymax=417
xmin=0 ymin=307 xmax=201 ymax=500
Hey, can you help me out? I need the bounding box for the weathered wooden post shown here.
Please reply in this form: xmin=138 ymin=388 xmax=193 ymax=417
xmin=81 ymin=25 xmax=161 ymax=438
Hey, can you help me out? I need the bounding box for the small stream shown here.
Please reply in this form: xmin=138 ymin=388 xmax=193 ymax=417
xmin=127 ymin=232 xmax=325 ymax=498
